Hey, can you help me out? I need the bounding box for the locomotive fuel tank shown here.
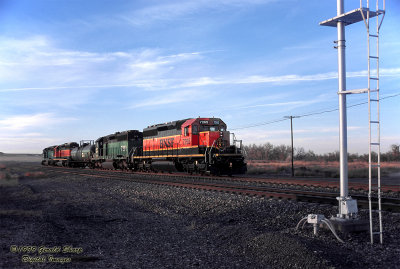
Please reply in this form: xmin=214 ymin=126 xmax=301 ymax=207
xmin=101 ymin=160 xmax=117 ymax=169
xmin=151 ymin=161 xmax=178 ymax=172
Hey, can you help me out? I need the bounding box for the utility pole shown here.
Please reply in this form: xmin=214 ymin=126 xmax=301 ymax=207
xmin=284 ymin=116 xmax=299 ymax=177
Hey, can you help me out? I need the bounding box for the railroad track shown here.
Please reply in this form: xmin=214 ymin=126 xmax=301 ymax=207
xmin=42 ymin=165 xmax=400 ymax=192
xmin=43 ymin=166 xmax=400 ymax=213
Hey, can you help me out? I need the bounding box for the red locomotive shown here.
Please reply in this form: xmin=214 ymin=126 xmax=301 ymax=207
xmin=43 ymin=142 xmax=78 ymax=166
xmin=134 ymin=117 xmax=245 ymax=175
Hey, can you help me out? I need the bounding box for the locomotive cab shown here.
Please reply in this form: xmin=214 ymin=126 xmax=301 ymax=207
xmin=181 ymin=118 xmax=230 ymax=153
xmin=180 ymin=118 xmax=246 ymax=175
xmin=42 ymin=146 xmax=56 ymax=165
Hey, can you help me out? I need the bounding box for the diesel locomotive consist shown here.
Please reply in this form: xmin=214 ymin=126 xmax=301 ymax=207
xmin=42 ymin=117 xmax=247 ymax=175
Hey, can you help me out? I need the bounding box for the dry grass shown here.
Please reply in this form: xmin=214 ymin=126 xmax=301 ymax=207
xmin=0 ymin=173 xmax=19 ymax=185
xmin=0 ymin=154 xmax=42 ymax=162
xmin=0 ymin=161 xmax=47 ymax=186
xmin=247 ymin=160 xmax=400 ymax=178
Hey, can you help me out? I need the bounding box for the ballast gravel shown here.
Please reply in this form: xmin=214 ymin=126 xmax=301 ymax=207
xmin=1 ymin=163 xmax=399 ymax=268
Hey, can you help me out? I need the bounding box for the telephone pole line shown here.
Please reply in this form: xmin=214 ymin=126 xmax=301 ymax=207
xmin=284 ymin=116 xmax=300 ymax=177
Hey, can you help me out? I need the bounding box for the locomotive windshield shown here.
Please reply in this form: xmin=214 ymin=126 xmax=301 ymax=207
xmin=199 ymin=125 xmax=226 ymax=132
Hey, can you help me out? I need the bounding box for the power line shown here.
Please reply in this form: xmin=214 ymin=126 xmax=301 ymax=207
xmin=231 ymin=92 xmax=400 ymax=130
xmin=296 ymin=92 xmax=400 ymax=118
xmin=231 ymin=118 xmax=288 ymax=130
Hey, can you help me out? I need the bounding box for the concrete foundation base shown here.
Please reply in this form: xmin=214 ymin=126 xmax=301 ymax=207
xmin=324 ymin=217 xmax=369 ymax=234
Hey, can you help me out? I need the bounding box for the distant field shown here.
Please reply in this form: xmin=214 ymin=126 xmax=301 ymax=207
xmin=0 ymin=153 xmax=42 ymax=162
xmin=247 ymin=160 xmax=400 ymax=179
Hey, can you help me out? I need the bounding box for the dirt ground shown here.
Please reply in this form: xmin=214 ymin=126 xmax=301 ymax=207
xmin=1 ymin=160 xmax=400 ymax=268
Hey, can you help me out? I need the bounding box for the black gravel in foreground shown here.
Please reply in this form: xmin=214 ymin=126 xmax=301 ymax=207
xmin=1 ymin=163 xmax=399 ymax=268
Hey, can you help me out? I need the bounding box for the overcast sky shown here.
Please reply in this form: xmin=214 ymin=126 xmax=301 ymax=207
xmin=0 ymin=0 xmax=399 ymax=154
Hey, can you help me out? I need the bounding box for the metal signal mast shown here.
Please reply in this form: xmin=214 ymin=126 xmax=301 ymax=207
xmin=320 ymin=0 xmax=385 ymax=244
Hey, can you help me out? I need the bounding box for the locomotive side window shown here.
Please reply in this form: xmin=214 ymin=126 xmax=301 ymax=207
xmin=200 ymin=126 xmax=209 ymax=132
xmin=192 ymin=125 xmax=198 ymax=135
xmin=184 ymin=126 xmax=189 ymax=136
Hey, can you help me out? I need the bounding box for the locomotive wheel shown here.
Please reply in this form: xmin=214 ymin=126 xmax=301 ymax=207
xmin=122 ymin=160 xmax=128 ymax=170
